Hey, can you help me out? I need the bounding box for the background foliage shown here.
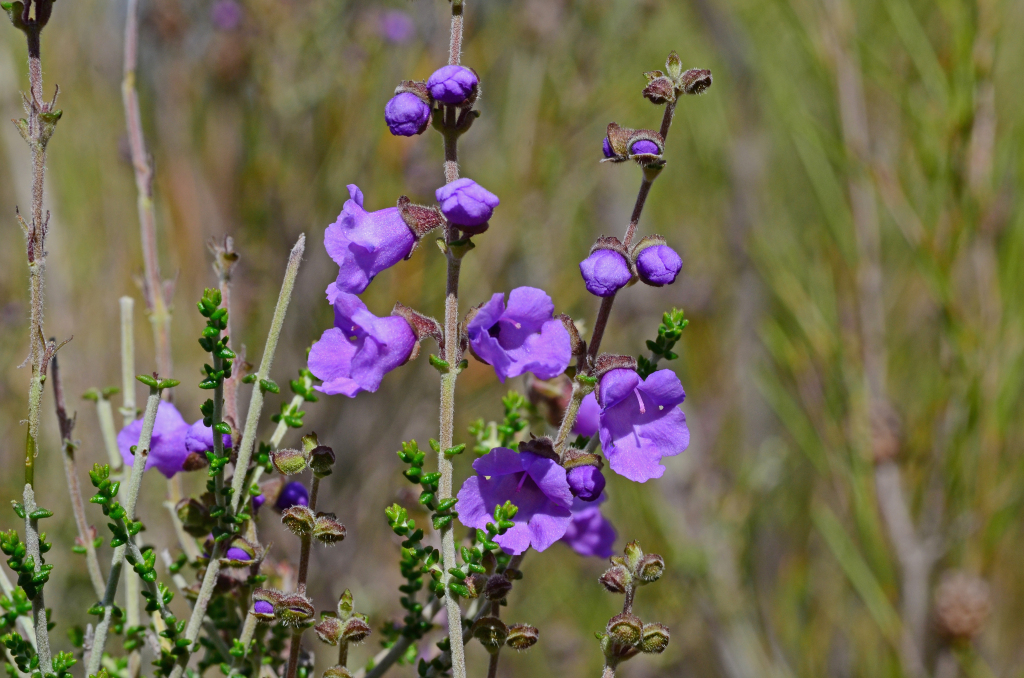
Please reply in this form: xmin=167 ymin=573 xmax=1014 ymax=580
xmin=1 ymin=0 xmax=1023 ymax=675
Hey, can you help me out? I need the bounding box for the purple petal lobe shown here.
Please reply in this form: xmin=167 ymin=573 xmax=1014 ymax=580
xmin=426 ymin=65 xmax=478 ymax=105
xmin=636 ymin=245 xmax=682 ymax=286
xmin=116 ymin=401 xmax=189 ymax=478
xmin=572 ymin=393 xmax=600 ymax=437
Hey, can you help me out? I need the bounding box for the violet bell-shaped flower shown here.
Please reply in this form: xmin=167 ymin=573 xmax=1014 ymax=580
xmin=457 ymin=448 xmax=574 ymax=555
xmin=636 ymin=245 xmax=682 ymax=286
xmin=308 ymin=291 xmax=416 ymax=397
xmin=467 ymin=287 xmax=571 ymax=383
xmin=560 ymin=495 xmax=616 ymax=558
xmin=579 ymin=249 xmax=632 ymax=297
xmin=325 ymin=185 xmax=415 ymax=294
xmin=117 ymin=401 xmax=190 ymax=478
xmin=426 ymin=64 xmax=478 ymax=105
xmin=435 ymin=178 xmax=500 ymax=235
xmin=385 ymin=92 xmax=431 ymax=137
xmin=598 ymin=368 xmax=689 ymax=482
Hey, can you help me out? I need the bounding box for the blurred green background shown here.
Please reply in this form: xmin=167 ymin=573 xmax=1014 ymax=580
xmin=2 ymin=0 xmax=1023 ymax=675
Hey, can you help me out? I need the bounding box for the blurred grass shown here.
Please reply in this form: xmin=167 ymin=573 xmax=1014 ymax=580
xmin=1 ymin=0 xmax=1023 ymax=676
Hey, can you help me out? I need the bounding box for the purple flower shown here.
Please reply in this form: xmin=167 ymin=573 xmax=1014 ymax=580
xmin=467 ymin=287 xmax=571 ymax=383
xmin=567 ymin=465 xmax=605 ymax=502
xmin=325 ymin=185 xmax=415 ymax=294
xmin=572 ymin=393 xmax=600 ymax=437
xmin=253 ymin=600 xmax=274 ymax=615
xmin=426 ymin=65 xmax=478 ymax=105
xmin=116 ymin=401 xmax=189 ymax=478
xmin=602 ymin=137 xmax=615 ymax=159
xmin=378 ymin=10 xmax=415 ymax=43
xmin=435 ymin=178 xmax=499 ymax=234
xmin=636 ymin=245 xmax=682 ymax=286
xmin=598 ymin=368 xmax=689 ymax=482
xmin=630 ymin=139 xmax=659 ymax=156
xmin=210 ymin=0 xmax=242 ymax=31
xmin=579 ymin=250 xmax=632 ymax=297
xmin=184 ymin=419 xmax=232 ymax=455
xmin=225 ymin=546 xmax=252 ymax=562
xmin=308 ymin=291 xmax=416 ymax=397
xmin=385 ymin=92 xmax=431 ymax=137
xmin=561 ymin=495 xmax=616 ymax=558
xmin=252 ymin=494 xmax=266 ymax=512
xmin=276 ymin=482 xmax=309 ymax=511
xmin=457 ymin=448 xmax=574 ymax=554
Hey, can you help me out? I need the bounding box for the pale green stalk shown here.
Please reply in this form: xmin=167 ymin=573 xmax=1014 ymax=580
xmin=169 ymin=236 xmax=305 ymax=678
xmin=120 ymin=296 xmax=137 ymax=425
xmin=95 ymin=396 xmax=124 ymax=472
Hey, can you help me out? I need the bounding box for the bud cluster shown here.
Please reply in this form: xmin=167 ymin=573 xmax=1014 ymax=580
xmin=597 ymin=541 xmax=670 ymax=668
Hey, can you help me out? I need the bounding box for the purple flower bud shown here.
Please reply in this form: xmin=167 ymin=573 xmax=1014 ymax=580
xmin=253 ymin=600 xmax=274 ymax=615
xmin=435 ymin=178 xmax=499 ymax=234
xmin=602 ymin=137 xmax=616 ymax=159
xmin=567 ymin=466 xmax=606 ymax=502
xmin=630 ymin=139 xmax=660 ymax=156
xmin=225 ymin=546 xmax=252 ymax=562
xmin=378 ymin=10 xmax=414 ymax=44
xmin=252 ymin=494 xmax=265 ymax=512
xmin=636 ymin=245 xmax=682 ymax=286
xmin=385 ymin=92 xmax=431 ymax=137
xmin=275 ymin=481 xmax=309 ymax=512
xmin=426 ymin=65 xmax=478 ymax=105
xmin=579 ymin=250 xmax=632 ymax=297
xmin=210 ymin=0 xmax=242 ymax=31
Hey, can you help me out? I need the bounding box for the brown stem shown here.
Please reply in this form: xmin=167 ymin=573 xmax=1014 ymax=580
xmin=50 ymin=353 xmax=106 ymax=599
xmin=286 ymin=476 xmax=319 ymax=678
xmin=337 ymin=641 xmax=349 ymax=668
xmin=123 ymin=0 xmax=173 ymax=384
xmin=486 ymin=652 xmax=500 ymax=678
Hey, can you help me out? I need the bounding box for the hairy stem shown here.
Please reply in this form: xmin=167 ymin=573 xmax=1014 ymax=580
xmin=286 ymin=477 xmax=319 ymax=678
xmin=50 ymin=354 xmax=106 ymax=599
xmin=87 ymin=389 xmax=161 ymax=676
xmin=120 ymin=296 xmax=137 ymax=425
xmin=95 ymin=395 xmax=124 ymax=472
xmin=123 ymin=0 xmax=173 ymax=383
xmin=229 ymin=235 xmax=306 ymax=514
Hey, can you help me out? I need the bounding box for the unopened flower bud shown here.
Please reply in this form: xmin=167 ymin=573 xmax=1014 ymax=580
xmin=484 ymin=574 xmax=513 ymax=601
xmin=276 ymin=594 xmax=315 ymax=626
xmin=665 ymin=51 xmax=684 ymax=79
xmin=506 ymin=624 xmax=539 ymax=651
xmin=275 ymin=481 xmax=309 ymax=511
xmin=340 ymin=615 xmax=372 ymax=643
xmin=223 ymin=540 xmax=256 ymax=565
xmin=281 ymin=505 xmax=316 ymax=536
xmin=309 ymin=445 xmax=336 ymax=478
xmin=337 ymin=589 xmax=354 ymax=620
xmin=640 ymin=622 xmax=670 ymax=654
xmin=427 ymin=65 xmax=479 ymax=105
xmin=606 ymin=612 xmax=643 ymax=647
xmin=471 ymin=616 xmax=509 ymax=653
xmin=435 ymin=178 xmax=499 ymax=235
xmin=323 ymin=667 xmax=353 ymax=678
xmin=314 ymin=616 xmax=342 ymax=645
xmin=635 ymin=553 xmax=665 ymax=583
xmin=579 ymin=250 xmax=632 ymax=298
xmin=385 ymin=91 xmax=432 ymax=137
xmin=622 ymin=541 xmax=644 ymax=573
xmin=300 ymin=431 xmax=320 ymax=454
xmin=600 ymin=564 xmax=631 ymax=594
xmin=567 ymin=465 xmax=606 ymax=502
xmin=636 ymin=245 xmax=682 ymax=287
xmin=271 ymin=447 xmax=308 ymax=475
xmin=313 ymin=514 xmax=347 ymax=545
xmin=934 ymin=571 xmax=991 ymax=640
xmin=630 ymin=139 xmax=660 ymax=156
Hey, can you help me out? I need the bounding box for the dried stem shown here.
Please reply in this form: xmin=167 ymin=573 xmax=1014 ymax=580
xmin=123 ymin=0 xmax=173 ymax=382
xmin=50 ymin=353 xmax=106 ymax=599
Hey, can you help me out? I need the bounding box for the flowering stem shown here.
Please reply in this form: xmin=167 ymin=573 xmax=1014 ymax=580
xmin=87 ymin=388 xmax=161 ymax=677
xmin=123 ymin=0 xmax=173 ymax=384
xmin=486 ymin=653 xmax=499 ymax=678
xmin=50 ymin=354 xmax=106 ymax=599
xmin=285 ymin=476 xmax=318 ymax=678
xmin=229 ymin=235 xmax=306 ymax=515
